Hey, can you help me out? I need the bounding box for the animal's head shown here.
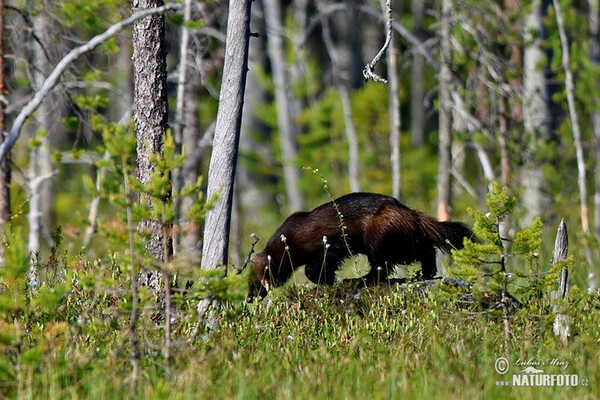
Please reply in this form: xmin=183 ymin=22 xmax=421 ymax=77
xmin=247 ymin=250 xmax=271 ymax=300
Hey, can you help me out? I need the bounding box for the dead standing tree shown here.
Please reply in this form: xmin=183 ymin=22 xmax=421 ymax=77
xmin=198 ymin=0 xmax=253 ymax=316
xmin=551 ymin=219 xmax=570 ymax=345
xmin=263 ymin=0 xmax=305 ymax=213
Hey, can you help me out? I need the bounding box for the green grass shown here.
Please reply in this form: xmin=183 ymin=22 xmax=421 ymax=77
xmin=9 ymin=280 xmax=600 ymax=399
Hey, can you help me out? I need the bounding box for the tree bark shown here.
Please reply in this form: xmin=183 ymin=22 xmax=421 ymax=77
xmin=411 ymin=0 xmax=426 ymax=148
xmin=200 ymin=0 xmax=252 ymax=270
xmin=263 ymin=0 xmax=304 ymax=211
xmin=437 ymin=0 xmax=453 ymax=221
xmin=551 ymin=219 xmax=570 ymax=344
xmin=132 ymin=0 xmax=170 ymax=289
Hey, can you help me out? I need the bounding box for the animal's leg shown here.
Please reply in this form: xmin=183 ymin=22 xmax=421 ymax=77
xmin=420 ymin=247 xmax=437 ymax=280
xmin=362 ymin=255 xmax=392 ymax=285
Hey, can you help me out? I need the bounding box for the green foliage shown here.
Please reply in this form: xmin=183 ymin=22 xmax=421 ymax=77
xmin=1 ymin=280 xmax=597 ymax=398
xmin=451 ymin=183 xmax=569 ymax=307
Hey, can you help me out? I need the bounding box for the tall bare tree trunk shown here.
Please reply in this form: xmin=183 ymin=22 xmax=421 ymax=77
xmin=263 ymin=0 xmax=304 ymax=211
xmin=411 ymin=0 xmax=426 ymax=148
xmin=132 ymin=0 xmax=169 ymax=288
xmin=522 ymin=0 xmax=551 ymax=225
xmin=437 ymin=0 xmax=453 ymax=221
xmin=200 ymin=0 xmax=252 ymax=270
xmin=29 ymin=12 xmax=56 ymax=283
xmin=384 ymin=1 xmax=401 ymax=199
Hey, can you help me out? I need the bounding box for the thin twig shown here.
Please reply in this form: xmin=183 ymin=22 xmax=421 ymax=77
xmin=238 ymin=233 xmax=260 ymax=275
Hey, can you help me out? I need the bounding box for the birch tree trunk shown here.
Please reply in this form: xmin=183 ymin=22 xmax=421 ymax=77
xmin=200 ymin=0 xmax=252 ymax=270
xmin=263 ymin=0 xmax=304 ymax=212
xmin=132 ymin=0 xmax=170 ymax=288
xmin=522 ymin=0 xmax=551 ymax=226
xmin=437 ymin=0 xmax=453 ymax=221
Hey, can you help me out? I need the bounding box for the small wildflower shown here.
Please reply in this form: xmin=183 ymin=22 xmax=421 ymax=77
xmin=286 ymin=335 xmax=294 ymax=341
xmin=267 ymin=255 xmax=271 ymax=262
xmin=280 ymin=234 xmax=287 ymax=242
xmin=285 ymin=245 xmax=289 ymax=251
xmin=250 ymin=233 xmax=257 ymax=238
xmin=377 ymin=266 xmax=383 ymax=271
xmin=323 ymin=236 xmax=328 ymax=244
xmin=325 ymin=244 xmax=330 ymax=249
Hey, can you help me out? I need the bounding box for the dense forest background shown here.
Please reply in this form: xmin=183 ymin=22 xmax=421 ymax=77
xmin=0 ymin=0 xmax=600 ymax=397
xmin=2 ymin=0 xmax=599 ymax=286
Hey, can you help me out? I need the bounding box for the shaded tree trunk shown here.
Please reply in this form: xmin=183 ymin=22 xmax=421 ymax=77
xmin=263 ymin=0 xmax=304 ymax=212
xmin=174 ymin=0 xmax=203 ymax=252
xmin=29 ymin=12 xmax=56 ymax=282
xmin=411 ymin=0 xmax=426 ymax=148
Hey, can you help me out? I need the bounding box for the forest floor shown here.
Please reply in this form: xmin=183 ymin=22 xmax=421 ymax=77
xmin=15 ymin=270 xmax=600 ymax=399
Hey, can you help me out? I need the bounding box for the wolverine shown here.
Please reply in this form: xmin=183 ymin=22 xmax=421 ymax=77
xmin=250 ymin=192 xmax=473 ymax=298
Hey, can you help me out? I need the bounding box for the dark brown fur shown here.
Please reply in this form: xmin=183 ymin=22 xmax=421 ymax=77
xmin=250 ymin=192 xmax=473 ymax=297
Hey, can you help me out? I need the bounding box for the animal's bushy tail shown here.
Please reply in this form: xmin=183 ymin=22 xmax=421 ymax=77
xmin=420 ymin=216 xmax=474 ymax=253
